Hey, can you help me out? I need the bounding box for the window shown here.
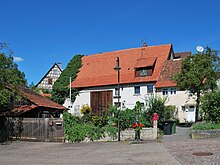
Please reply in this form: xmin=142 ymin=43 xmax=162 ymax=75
xmin=115 ymin=88 xmax=119 ymax=96
xmin=135 ymin=67 xmax=153 ymax=77
xmin=170 ymin=88 xmax=176 ymax=95
xmin=140 ymin=68 xmax=148 ymax=76
xmin=53 ymin=69 xmax=58 ymax=75
xmin=134 ymin=86 xmax=140 ymax=95
xmin=162 ymin=88 xmax=168 ymax=95
xmin=48 ymin=78 xmax=53 ymax=85
xmin=147 ymin=85 xmax=154 ymax=93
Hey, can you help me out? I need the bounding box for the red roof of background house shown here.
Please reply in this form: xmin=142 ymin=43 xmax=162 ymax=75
xmin=0 ymin=87 xmax=65 ymax=117
xmin=19 ymin=87 xmax=66 ymax=110
xmin=174 ymin=51 xmax=191 ymax=59
xmin=71 ymin=44 xmax=172 ymax=88
xmin=155 ymin=59 xmax=182 ymax=88
xmin=40 ymin=93 xmax=52 ymax=98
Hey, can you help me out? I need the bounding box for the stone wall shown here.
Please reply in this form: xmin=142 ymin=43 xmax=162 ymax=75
xmin=98 ymin=126 xmax=157 ymax=142
xmin=191 ymin=129 xmax=220 ymax=139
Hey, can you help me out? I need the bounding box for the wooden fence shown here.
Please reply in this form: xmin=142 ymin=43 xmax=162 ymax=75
xmin=6 ymin=117 xmax=64 ymax=142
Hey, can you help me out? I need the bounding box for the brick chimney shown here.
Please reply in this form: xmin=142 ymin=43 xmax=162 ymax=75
xmin=143 ymin=42 xmax=147 ymax=47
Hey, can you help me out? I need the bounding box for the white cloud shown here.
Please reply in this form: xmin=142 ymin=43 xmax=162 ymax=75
xmin=13 ymin=56 xmax=24 ymax=62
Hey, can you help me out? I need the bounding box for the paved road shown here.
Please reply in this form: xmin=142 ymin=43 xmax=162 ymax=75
xmin=1 ymin=126 xmax=220 ymax=164
xmin=0 ymin=140 xmax=180 ymax=165
xmin=162 ymin=126 xmax=220 ymax=164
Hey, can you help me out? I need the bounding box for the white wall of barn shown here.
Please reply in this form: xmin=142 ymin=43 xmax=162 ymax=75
xmin=63 ymin=84 xmax=196 ymax=123
xmin=64 ymin=83 xmax=155 ymax=115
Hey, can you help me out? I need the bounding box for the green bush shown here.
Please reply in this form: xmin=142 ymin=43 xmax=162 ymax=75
xmin=102 ymin=126 xmax=117 ymax=139
xmin=108 ymin=102 xmax=152 ymax=130
xmin=144 ymin=96 xmax=166 ymax=127
xmin=164 ymin=105 xmax=176 ymax=120
xmin=200 ymin=90 xmax=220 ymax=123
xmin=92 ymin=115 xmax=108 ymax=128
xmin=191 ymin=122 xmax=220 ymax=130
xmin=81 ymin=113 xmax=93 ymax=124
xmin=120 ymin=108 xmax=136 ymax=130
xmin=63 ymin=111 xmax=117 ymax=142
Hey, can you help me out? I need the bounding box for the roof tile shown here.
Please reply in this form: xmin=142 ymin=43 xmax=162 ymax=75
xmin=155 ymin=59 xmax=182 ymax=88
xmin=72 ymin=44 xmax=172 ymax=88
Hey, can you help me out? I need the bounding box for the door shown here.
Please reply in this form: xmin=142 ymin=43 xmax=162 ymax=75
xmin=90 ymin=91 xmax=113 ymax=116
xmin=186 ymin=106 xmax=196 ymax=122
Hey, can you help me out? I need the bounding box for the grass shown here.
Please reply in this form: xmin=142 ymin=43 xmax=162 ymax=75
xmin=191 ymin=122 xmax=220 ymax=130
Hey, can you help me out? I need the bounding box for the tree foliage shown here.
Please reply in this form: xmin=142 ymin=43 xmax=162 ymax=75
xmin=51 ymin=54 xmax=83 ymax=104
xmin=144 ymin=96 xmax=167 ymax=126
xmin=0 ymin=43 xmax=26 ymax=111
xmin=173 ymin=47 xmax=220 ymax=121
xmin=63 ymin=111 xmax=117 ymax=142
xmin=200 ymin=90 xmax=220 ymax=123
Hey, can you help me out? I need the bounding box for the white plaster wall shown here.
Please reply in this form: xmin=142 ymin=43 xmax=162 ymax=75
xmin=156 ymin=89 xmax=192 ymax=123
xmin=71 ymin=83 xmax=155 ymax=115
xmin=119 ymin=84 xmax=154 ymax=109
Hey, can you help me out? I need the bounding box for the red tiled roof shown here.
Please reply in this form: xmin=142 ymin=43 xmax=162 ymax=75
xmin=19 ymin=87 xmax=66 ymax=110
xmin=40 ymin=93 xmax=52 ymax=97
xmin=134 ymin=57 xmax=157 ymax=68
xmin=174 ymin=51 xmax=191 ymax=59
xmin=155 ymin=59 xmax=182 ymax=88
xmin=0 ymin=105 xmax=38 ymax=116
xmin=72 ymin=44 xmax=172 ymax=88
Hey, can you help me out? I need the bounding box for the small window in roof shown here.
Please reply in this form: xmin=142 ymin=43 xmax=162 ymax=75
xmin=135 ymin=67 xmax=153 ymax=77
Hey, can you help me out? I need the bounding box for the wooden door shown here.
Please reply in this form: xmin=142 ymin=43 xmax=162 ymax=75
xmin=90 ymin=91 xmax=113 ymax=116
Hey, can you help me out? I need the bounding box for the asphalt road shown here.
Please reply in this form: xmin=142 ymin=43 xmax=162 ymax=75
xmin=1 ymin=126 xmax=220 ymax=164
xmin=0 ymin=140 xmax=180 ymax=165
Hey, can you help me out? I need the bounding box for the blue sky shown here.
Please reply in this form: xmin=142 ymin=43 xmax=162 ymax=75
xmin=1 ymin=0 xmax=220 ymax=85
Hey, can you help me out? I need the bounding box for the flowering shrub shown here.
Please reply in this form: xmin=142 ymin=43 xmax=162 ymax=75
xmin=132 ymin=123 xmax=143 ymax=129
xmin=80 ymin=104 xmax=92 ymax=115
xmin=132 ymin=123 xmax=143 ymax=140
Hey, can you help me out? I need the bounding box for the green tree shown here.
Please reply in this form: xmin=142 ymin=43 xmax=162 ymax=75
xmin=0 ymin=43 xmax=26 ymax=111
xmin=51 ymin=54 xmax=83 ymax=104
xmin=173 ymin=47 xmax=220 ymax=121
xmin=200 ymin=90 xmax=220 ymax=123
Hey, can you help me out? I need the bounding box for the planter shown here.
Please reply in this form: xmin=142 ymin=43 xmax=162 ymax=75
xmin=191 ymin=129 xmax=220 ymax=139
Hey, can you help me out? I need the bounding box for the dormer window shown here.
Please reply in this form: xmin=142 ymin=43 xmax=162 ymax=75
xmin=134 ymin=57 xmax=156 ymax=77
xmin=135 ymin=67 xmax=153 ymax=77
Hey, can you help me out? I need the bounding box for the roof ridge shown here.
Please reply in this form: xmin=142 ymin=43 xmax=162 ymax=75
xmin=83 ymin=44 xmax=172 ymax=58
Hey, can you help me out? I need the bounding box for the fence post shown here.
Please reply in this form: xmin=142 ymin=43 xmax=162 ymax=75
xmin=153 ymin=120 xmax=158 ymax=139
xmin=43 ymin=114 xmax=49 ymax=142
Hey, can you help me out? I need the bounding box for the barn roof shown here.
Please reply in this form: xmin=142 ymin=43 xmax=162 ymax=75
xmin=71 ymin=44 xmax=172 ymax=88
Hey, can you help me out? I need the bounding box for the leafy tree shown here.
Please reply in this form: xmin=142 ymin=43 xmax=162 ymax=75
xmin=51 ymin=54 xmax=83 ymax=104
xmin=200 ymin=90 xmax=220 ymax=123
xmin=29 ymin=82 xmax=41 ymax=94
xmin=0 ymin=43 xmax=26 ymax=111
xmin=173 ymin=47 xmax=220 ymax=121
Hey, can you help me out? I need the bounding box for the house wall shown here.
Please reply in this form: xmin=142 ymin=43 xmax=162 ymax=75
xmin=66 ymin=85 xmax=196 ymax=123
xmin=156 ymin=88 xmax=195 ymax=123
xmin=37 ymin=65 xmax=62 ymax=90
xmin=66 ymin=83 xmax=155 ymax=116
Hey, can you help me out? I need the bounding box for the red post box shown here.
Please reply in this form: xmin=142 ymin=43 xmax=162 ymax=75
xmin=152 ymin=113 xmax=159 ymax=121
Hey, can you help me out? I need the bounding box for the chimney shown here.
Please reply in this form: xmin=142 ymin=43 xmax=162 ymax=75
xmin=143 ymin=42 xmax=147 ymax=47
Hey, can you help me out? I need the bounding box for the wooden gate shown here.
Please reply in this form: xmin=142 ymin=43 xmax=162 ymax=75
xmin=90 ymin=91 xmax=113 ymax=116
xmin=8 ymin=118 xmax=64 ymax=142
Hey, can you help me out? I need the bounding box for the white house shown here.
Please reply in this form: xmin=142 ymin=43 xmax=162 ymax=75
xmin=67 ymin=44 xmax=195 ymax=123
